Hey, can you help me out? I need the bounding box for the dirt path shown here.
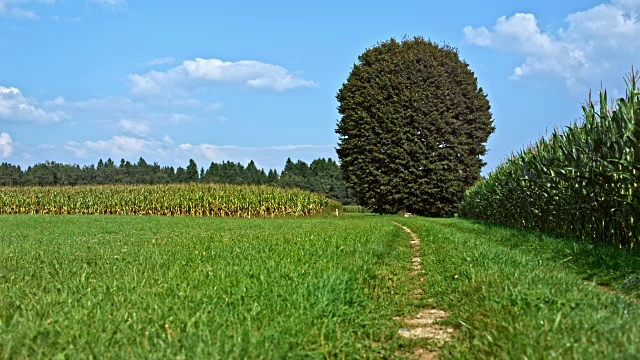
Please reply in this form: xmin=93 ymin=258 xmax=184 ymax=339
xmin=392 ymin=221 xmax=455 ymax=360
xmin=392 ymin=221 xmax=424 ymax=278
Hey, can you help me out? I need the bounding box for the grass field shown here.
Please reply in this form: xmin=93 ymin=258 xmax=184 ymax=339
xmin=396 ymin=217 xmax=640 ymax=359
xmin=1 ymin=215 xmax=640 ymax=359
xmin=0 ymin=215 xmax=420 ymax=359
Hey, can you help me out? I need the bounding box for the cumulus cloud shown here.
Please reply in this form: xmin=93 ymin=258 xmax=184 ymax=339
xmin=463 ymin=0 xmax=640 ymax=89
xmin=65 ymin=135 xmax=149 ymax=158
xmin=0 ymin=132 xmax=14 ymax=157
xmin=117 ymin=119 xmax=150 ymax=137
xmin=0 ymin=86 xmax=69 ymax=123
xmin=128 ymin=58 xmax=318 ymax=97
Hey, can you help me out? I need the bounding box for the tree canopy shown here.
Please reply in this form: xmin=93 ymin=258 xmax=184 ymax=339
xmin=336 ymin=36 xmax=495 ymax=216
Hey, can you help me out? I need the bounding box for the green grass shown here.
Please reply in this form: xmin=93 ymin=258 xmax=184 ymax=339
xmin=459 ymin=220 xmax=640 ymax=297
xmin=0 ymin=215 xmax=419 ymax=359
xmin=342 ymin=205 xmax=370 ymax=214
xmin=2 ymin=214 xmax=640 ymax=359
xmin=396 ymin=217 xmax=640 ymax=359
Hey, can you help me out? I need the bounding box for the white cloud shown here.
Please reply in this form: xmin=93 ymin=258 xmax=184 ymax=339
xmin=143 ymin=57 xmax=177 ymax=66
xmin=183 ymin=59 xmax=318 ymax=91
xmin=463 ymin=0 xmax=640 ymax=89
xmin=0 ymin=132 xmax=14 ymax=157
xmin=64 ymin=135 xmax=192 ymax=161
xmin=117 ymin=119 xmax=150 ymax=137
xmin=128 ymin=57 xmax=318 ymax=97
xmin=0 ymin=0 xmax=39 ymax=19
xmin=0 ymin=86 xmax=69 ymax=123
xmin=128 ymin=73 xmax=169 ymax=97
xmin=0 ymin=0 xmax=62 ymax=20
xmin=615 ymin=0 xmax=640 ymax=9
xmin=65 ymin=135 xmax=149 ymax=158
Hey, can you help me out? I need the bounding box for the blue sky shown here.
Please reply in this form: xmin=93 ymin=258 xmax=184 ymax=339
xmin=1 ymin=0 xmax=638 ymax=173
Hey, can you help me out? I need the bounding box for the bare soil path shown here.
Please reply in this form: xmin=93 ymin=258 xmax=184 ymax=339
xmin=392 ymin=221 xmax=455 ymax=360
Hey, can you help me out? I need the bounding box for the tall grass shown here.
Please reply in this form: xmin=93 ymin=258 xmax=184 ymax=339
xmin=460 ymin=70 xmax=639 ymax=248
xmin=0 ymin=183 xmax=340 ymax=217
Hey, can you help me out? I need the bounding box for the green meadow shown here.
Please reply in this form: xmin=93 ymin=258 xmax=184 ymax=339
xmin=0 ymin=215 xmax=416 ymax=359
xmin=1 ymin=215 xmax=639 ymax=359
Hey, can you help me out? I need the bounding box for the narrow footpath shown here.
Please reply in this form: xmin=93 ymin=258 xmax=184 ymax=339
xmin=392 ymin=221 xmax=455 ymax=360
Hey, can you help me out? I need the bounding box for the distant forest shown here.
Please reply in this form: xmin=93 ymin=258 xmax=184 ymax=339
xmin=0 ymin=157 xmax=355 ymax=204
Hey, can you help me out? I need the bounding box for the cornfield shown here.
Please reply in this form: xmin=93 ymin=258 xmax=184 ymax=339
xmin=460 ymin=70 xmax=639 ymax=248
xmin=0 ymin=183 xmax=340 ymax=217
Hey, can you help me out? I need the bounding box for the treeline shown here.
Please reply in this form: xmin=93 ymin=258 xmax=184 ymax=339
xmin=0 ymin=157 xmax=355 ymax=204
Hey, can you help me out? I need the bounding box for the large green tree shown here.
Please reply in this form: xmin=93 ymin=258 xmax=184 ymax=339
xmin=336 ymin=36 xmax=495 ymax=216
